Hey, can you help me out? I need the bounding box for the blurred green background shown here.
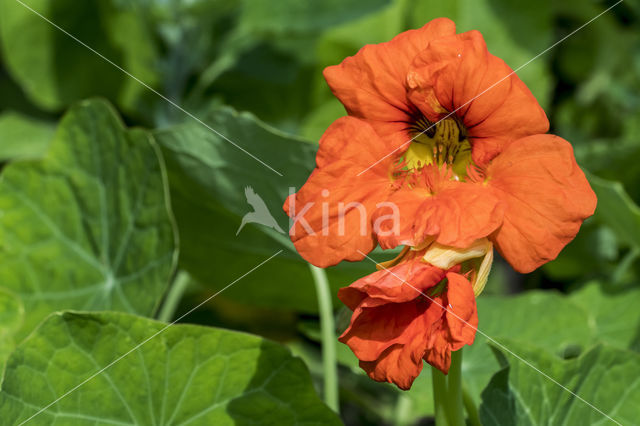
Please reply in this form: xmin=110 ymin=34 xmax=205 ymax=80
xmin=0 ymin=0 xmax=639 ymax=425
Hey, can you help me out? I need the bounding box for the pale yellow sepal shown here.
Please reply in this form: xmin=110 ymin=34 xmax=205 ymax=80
xmin=422 ymin=238 xmax=494 ymax=296
xmin=473 ymin=242 xmax=493 ymax=296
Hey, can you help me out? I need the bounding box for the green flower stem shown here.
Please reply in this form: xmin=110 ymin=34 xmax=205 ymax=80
xmin=446 ymin=349 xmax=466 ymax=426
xmin=309 ymin=264 xmax=340 ymax=413
xmin=463 ymin=385 xmax=482 ymax=426
xmin=431 ymin=366 xmax=448 ymax=426
xmin=157 ymin=271 xmax=190 ymax=323
xmin=394 ymin=393 xmax=412 ymax=426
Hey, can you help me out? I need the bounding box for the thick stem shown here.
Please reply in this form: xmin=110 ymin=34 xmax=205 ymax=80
xmin=157 ymin=271 xmax=190 ymax=322
xmin=446 ymin=349 xmax=466 ymax=426
xmin=309 ymin=264 xmax=340 ymax=413
xmin=431 ymin=366 xmax=448 ymax=426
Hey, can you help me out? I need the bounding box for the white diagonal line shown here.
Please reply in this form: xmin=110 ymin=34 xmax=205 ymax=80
xmin=17 ymin=250 xmax=283 ymax=426
xmin=12 ymin=0 xmax=283 ymax=177
xmin=356 ymin=250 xmax=622 ymax=426
xmin=357 ymin=0 xmax=623 ymax=176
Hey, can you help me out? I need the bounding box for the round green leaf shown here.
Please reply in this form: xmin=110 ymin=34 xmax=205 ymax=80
xmin=0 ymin=99 xmax=177 ymax=340
xmin=0 ymin=311 xmax=341 ymax=425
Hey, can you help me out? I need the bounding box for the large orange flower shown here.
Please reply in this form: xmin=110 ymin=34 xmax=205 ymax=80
xmin=338 ymin=250 xmax=478 ymax=389
xmin=285 ymin=19 xmax=596 ymax=274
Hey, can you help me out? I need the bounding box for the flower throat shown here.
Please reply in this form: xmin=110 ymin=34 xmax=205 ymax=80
xmin=402 ymin=114 xmax=473 ymax=177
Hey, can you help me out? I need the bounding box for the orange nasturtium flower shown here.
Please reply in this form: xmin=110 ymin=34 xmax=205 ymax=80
xmin=284 ymin=18 xmax=597 ymax=389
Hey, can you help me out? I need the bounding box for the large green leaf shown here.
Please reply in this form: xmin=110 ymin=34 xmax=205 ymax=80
xmin=0 ymin=99 xmax=177 ymax=341
xmin=0 ymin=311 xmax=341 ymax=425
xmin=480 ymin=341 xmax=639 ymax=426
xmin=155 ymin=107 xmax=372 ymax=312
xmin=0 ymin=112 xmax=54 ymax=161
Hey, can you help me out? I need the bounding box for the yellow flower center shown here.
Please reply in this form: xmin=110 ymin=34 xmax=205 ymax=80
xmin=403 ymin=115 xmax=473 ymax=177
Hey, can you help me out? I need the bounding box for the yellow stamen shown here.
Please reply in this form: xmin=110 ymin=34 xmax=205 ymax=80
xmin=403 ymin=116 xmax=473 ymax=176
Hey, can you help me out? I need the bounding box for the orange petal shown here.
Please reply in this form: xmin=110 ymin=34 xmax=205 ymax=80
xmin=339 ymin=300 xmax=427 ymax=363
xmin=283 ymin=117 xmax=393 ymax=267
xmin=407 ymin=30 xmax=549 ymax=165
xmin=423 ymin=324 xmax=452 ymax=374
xmin=486 ymin=134 xmax=597 ymax=273
xmin=374 ymin=179 xmax=504 ymax=249
xmin=359 ymin=341 xmax=424 ymax=390
xmin=323 ymin=18 xmax=456 ymax=147
xmin=338 ymin=260 xmax=446 ymax=306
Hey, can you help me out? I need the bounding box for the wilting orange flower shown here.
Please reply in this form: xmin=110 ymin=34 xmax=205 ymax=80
xmin=284 ymin=18 xmax=597 ymax=389
xmin=338 ymin=250 xmax=477 ymax=389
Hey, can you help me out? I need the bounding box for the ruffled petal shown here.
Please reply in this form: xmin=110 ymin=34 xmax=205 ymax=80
xmin=423 ymin=324 xmax=452 ymax=373
xmin=338 ymin=259 xmax=446 ymax=306
xmin=407 ymin=30 xmax=549 ymax=165
xmin=323 ymin=18 xmax=457 ymax=147
xmin=284 ymin=117 xmax=393 ymax=267
xmin=359 ymin=341 xmax=423 ymax=390
xmin=339 ymin=300 xmax=426 ymax=363
xmin=486 ymin=134 xmax=597 ymax=273
xmin=373 ymin=178 xmax=504 ymax=249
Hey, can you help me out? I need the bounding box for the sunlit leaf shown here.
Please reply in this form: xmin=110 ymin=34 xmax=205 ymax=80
xmin=0 ymin=311 xmax=341 ymax=425
xmin=0 ymin=287 xmax=23 ymax=368
xmin=463 ymin=284 xmax=640 ymax=408
xmin=0 ymin=99 xmax=177 ymax=340
xmin=480 ymin=341 xmax=639 ymax=426
xmin=0 ymin=112 xmax=54 ymax=161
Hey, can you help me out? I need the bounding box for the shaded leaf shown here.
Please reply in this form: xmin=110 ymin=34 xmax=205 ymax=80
xmin=155 ymin=107 xmax=371 ymax=312
xmin=0 ymin=0 xmax=158 ymax=113
xmin=588 ymin=173 xmax=640 ymax=251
